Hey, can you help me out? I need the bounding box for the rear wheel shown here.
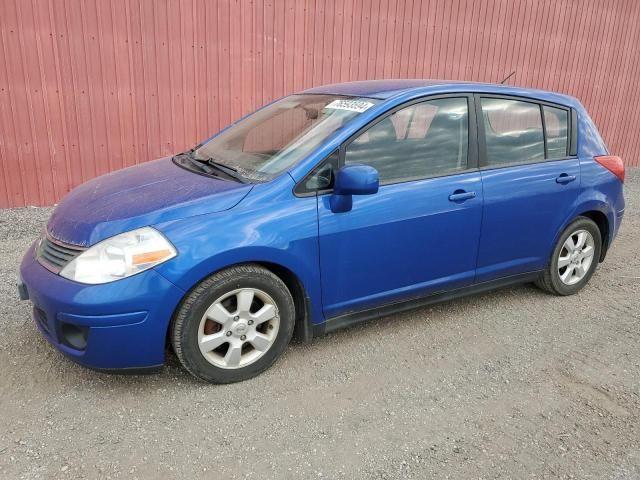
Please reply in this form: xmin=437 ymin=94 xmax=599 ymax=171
xmin=171 ymin=264 xmax=295 ymax=383
xmin=536 ymin=217 xmax=602 ymax=295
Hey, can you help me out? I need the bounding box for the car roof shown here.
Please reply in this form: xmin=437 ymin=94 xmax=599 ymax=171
xmin=301 ymin=79 xmax=578 ymax=106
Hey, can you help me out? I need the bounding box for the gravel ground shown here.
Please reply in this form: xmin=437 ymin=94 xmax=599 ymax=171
xmin=1 ymin=170 xmax=639 ymax=480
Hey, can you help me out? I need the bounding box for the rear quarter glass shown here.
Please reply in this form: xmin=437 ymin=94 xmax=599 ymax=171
xmin=576 ymin=104 xmax=608 ymax=158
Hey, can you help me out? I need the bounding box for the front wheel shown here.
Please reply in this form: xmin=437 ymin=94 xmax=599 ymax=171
xmin=170 ymin=264 xmax=295 ymax=383
xmin=536 ymin=217 xmax=602 ymax=296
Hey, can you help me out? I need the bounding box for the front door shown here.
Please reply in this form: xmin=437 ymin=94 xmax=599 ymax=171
xmin=317 ymin=95 xmax=483 ymax=318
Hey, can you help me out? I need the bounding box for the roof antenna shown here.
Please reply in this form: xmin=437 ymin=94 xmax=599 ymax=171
xmin=500 ymin=71 xmax=516 ymax=84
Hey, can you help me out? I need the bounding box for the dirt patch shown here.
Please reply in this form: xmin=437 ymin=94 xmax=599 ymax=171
xmin=1 ymin=171 xmax=638 ymax=479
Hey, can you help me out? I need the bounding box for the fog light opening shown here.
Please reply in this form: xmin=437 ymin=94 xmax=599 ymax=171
xmin=59 ymin=322 xmax=88 ymax=351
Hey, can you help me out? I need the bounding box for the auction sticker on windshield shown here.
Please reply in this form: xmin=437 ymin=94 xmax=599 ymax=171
xmin=324 ymin=99 xmax=375 ymax=113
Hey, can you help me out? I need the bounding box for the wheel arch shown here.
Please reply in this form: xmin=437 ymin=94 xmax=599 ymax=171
xmin=165 ymin=255 xmax=318 ymax=350
xmin=560 ymin=193 xmax=615 ymax=264
xmin=577 ymin=209 xmax=609 ymax=261
xmin=252 ymin=261 xmax=314 ymax=343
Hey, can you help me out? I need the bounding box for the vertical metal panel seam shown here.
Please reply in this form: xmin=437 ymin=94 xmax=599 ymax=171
xmin=31 ymin=0 xmax=60 ymax=202
xmin=15 ymin=0 xmax=47 ymax=205
xmin=0 ymin=0 xmax=27 ymax=206
xmin=617 ymin=1 xmax=640 ymax=162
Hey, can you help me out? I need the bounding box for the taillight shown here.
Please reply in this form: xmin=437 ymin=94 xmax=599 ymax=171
xmin=594 ymin=155 xmax=625 ymax=183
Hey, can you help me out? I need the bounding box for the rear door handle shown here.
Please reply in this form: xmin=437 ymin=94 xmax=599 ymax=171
xmin=448 ymin=190 xmax=476 ymax=202
xmin=556 ymin=174 xmax=577 ymax=184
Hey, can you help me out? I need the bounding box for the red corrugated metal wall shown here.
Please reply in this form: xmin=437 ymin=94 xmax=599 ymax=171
xmin=1 ymin=0 xmax=639 ymax=207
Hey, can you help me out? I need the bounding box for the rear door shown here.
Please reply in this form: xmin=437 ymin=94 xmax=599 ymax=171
xmin=475 ymin=95 xmax=580 ymax=282
xmin=316 ymin=95 xmax=484 ymax=318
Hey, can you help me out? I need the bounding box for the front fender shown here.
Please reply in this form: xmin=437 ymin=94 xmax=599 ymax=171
xmin=153 ymin=194 xmax=324 ymax=325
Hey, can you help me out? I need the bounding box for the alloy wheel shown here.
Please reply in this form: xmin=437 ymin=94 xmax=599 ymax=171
xmin=557 ymin=229 xmax=595 ymax=285
xmin=197 ymin=288 xmax=280 ymax=369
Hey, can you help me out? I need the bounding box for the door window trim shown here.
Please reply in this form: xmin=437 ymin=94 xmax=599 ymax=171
xmin=293 ymin=93 xmax=480 ymax=196
xmin=339 ymin=93 xmax=479 ymax=186
xmin=475 ymin=93 xmax=577 ymax=171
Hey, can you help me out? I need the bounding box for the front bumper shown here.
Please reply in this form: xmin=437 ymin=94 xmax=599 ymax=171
xmin=19 ymin=243 xmax=185 ymax=370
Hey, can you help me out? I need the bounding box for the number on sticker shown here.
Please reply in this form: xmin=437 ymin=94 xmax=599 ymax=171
xmin=325 ymin=99 xmax=374 ymax=113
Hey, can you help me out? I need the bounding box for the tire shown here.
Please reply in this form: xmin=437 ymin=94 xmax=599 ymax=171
xmin=535 ymin=217 xmax=602 ymax=296
xmin=170 ymin=264 xmax=295 ymax=383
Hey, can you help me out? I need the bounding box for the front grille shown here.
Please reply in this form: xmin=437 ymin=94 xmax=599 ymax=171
xmin=37 ymin=236 xmax=85 ymax=273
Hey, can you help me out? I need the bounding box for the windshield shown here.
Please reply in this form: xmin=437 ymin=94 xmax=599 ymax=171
xmin=192 ymin=94 xmax=379 ymax=181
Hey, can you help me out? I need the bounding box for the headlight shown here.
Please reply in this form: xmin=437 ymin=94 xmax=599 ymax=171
xmin=60 ymin=227 xmax=176 ymax=284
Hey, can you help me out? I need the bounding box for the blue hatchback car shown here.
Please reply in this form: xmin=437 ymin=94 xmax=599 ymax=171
xmin=19 ymin=80 xmax=625 ymax=383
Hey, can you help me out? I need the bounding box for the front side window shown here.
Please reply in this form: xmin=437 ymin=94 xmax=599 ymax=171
xmin=481 ymin=97 xmax=545 ymax=166
xmin=192 ymin=94 xmax=379 ymax=182
xmin=345 ymin=97 xmax=469 ymax=184
xmin=543 ymin=105 xmax=569 ymax=159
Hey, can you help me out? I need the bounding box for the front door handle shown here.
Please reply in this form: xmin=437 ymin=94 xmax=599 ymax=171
xmin=556 ymin=173 xmax=577 ymax=184
xmin=448 ymin=190 xmax=476 ymax=202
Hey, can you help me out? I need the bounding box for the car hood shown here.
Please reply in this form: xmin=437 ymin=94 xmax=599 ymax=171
xmin=47 ymin=157 xmax=253 ymax=246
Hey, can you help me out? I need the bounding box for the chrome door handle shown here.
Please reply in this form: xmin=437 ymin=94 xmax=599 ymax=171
xmin=556 ymin=174 xmax=577 ymax=184
xmin=448 ymin=190 xmax=476 ymax=202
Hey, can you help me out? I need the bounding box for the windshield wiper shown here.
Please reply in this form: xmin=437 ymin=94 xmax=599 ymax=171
xmin=174 ymin=151 xmax=247 ymax=183
xmin=202 ymin=157 xmax=248 ymax=183
xmin=173 ymin=152 xmax=219 ymax=175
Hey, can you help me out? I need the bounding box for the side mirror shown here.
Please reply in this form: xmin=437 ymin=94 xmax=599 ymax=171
xmin=330 ymin=164 xmax=379 ymax=213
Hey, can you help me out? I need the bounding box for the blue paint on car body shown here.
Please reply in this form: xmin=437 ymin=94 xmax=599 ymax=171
xmin=19 ymin=80 xmax=625 ymax=372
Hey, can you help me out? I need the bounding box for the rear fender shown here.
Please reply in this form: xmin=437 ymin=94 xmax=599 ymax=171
xmin=552 ymin=193 xmax=616 ymax=264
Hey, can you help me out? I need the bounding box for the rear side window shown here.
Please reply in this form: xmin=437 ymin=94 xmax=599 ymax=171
xmin=481 ymin=98 xmax=545 ymax=166
xmin=543 ymin=105 xmax=569 ymax=159
xmin=345 ymin=97 xmax=469 ymax=184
